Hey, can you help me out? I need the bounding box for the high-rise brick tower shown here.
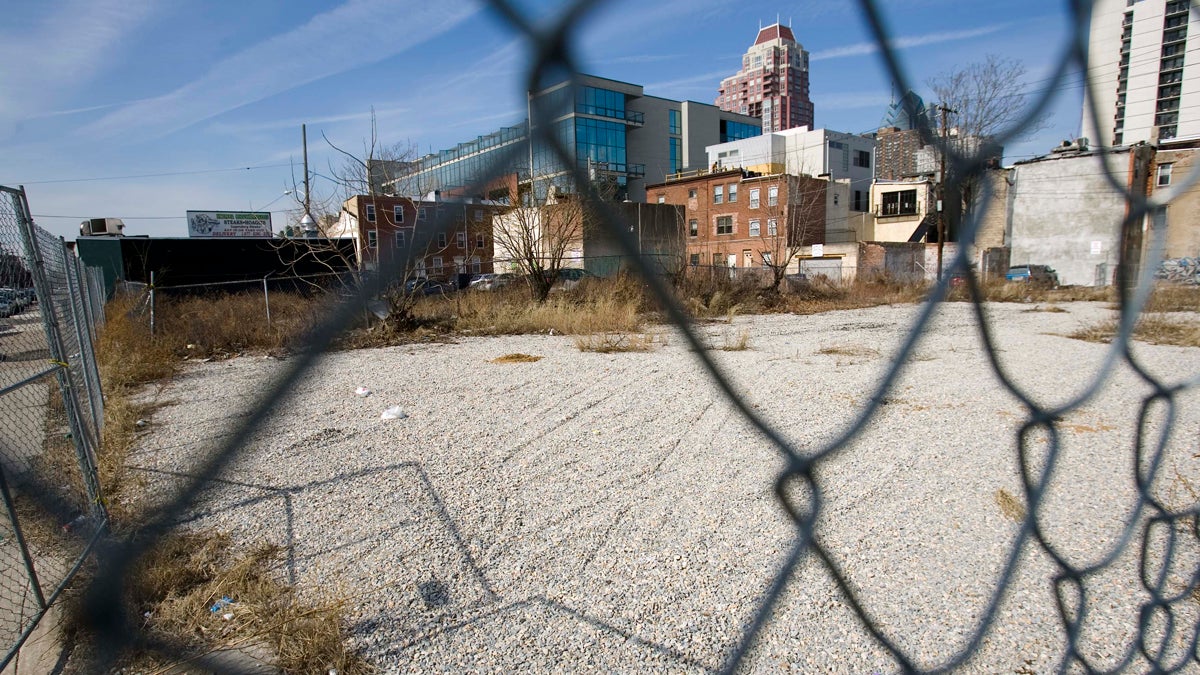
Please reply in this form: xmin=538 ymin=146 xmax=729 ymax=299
xmin=716 ymin=23 xmax=813 ymax=133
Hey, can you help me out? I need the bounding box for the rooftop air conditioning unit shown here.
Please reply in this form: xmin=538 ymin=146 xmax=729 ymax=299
xmin=79 ymin=218 xmax=125 ymax=237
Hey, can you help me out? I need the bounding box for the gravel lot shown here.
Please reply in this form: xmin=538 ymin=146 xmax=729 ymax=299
xmin=128 ymin=300 xmax=1200 ymax=673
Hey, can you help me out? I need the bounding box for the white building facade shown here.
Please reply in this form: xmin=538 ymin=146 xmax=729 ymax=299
xmin=1082 ymin=0 xmax=1199 ymax=146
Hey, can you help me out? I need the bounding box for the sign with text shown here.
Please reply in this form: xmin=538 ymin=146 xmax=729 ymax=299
xmin=186 ymin=211 xmax=272 ymax=238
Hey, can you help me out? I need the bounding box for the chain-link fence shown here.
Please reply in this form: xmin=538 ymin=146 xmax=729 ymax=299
xmin=4 ymin=0 xmax=1199 ymax=671
xmin=0 ymin=185 xmax=107 ymax=671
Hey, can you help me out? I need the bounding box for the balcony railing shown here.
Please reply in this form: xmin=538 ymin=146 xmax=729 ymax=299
xmin=575 ymin=105 xmax=644 ymax=126
xmin=873 ymin=205 xmax=920 ymax=218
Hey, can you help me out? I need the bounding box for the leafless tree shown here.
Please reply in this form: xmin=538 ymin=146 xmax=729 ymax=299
xmin=753 ymin=175 xmax=827 ymax=291
xmin=927 ymin=55 xmax=1046 ymax=235
xmin=927 ymin=55 xmax=1048 ymax=145
xmin=492 ymin=184 xmax=587 ymax=302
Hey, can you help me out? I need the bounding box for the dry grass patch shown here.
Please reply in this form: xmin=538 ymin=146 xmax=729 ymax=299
xmin=1139 ymin=284 xmax=1200 ymax=313
xmin=491 ymin=353 xmax=542 ymax=364
xmin=719 ymin=328 xmax=752 ymax=351
xmin=817 ymin=345 xmax=879 ymax=358
xmin=1021 ymin=304 xmax=1068 ymax=313
xmin=995 ymin=489 xmax=1027 ymax=523
xmin=414 ymin=281 xmax=643 ymax=337
xmin=575 ymin=332 xmax=663 ymax=353
xmin=69 ymin=532 xmax=367 ymax=673
xmin=81 ymin=294 xmax=364 ymax=671
xmin=1069 ymin=316 xmax=1200 ymax=347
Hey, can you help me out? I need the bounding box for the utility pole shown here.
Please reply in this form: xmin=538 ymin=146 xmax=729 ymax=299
xmin=935 ymin=103 xmax=957 ymax=281
xmin=302 ymin=124 xmax=312 ymax=221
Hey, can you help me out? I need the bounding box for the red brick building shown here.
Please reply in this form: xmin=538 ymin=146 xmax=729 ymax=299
xmin=716 ymin=23 xmax=814 ymax=133
xmin=331 ymin=194 xmax=500 ymax=281
xmin=647 ymin=168 xmax=826 ymax=272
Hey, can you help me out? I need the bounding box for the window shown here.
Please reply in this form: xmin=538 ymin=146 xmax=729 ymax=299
xmin=456 ymin=231 xmax=467 ymax=249
xmin=713 ymin=253 xmax=724 ymax=266
xmin=768 ymin=186 xmax=778 ymax=206
xmin=657 ymin=194 xmax=666 ymax=204
xmin=437 ymin=232 xmax=448 ymax=249
xmin=767 ymin=219 xmax=778 ymax=236
xmin=728 ymin=184 xmax=738 ymax=203
xmin=432 ymin=256 xmax=443 ymax=274
xmin=689 ymin=253 xmax=700 ymax=266
xmin=749 ymin=219 xmax=761 ymax=237
xmin=1157 ymin=163 xmax=1173 ymax=186
xmin=853 ymin=150 xmax=871 ymax=168
xmin=761 ymin=252 xmax=772 ymax=267
xmin=367 ymin=230 xmax=377 ymax=249
xmin=688 ymin=188 xmax=697 ymax=199
xmin=419 ymin=207 xmax=428 ymax=220
xmin=881 ymin=189 xmax=918 ymax=216
xmin=668 ymin=109 xmax=682 ymax=135
xmin=688 ymin=219 xmax=698 ymax=237
xmin=749 ymin=188 xmax=760 ymax=208
xmin=853 ymin=190 xmax=866 ymax=211
xmin=716 ymin=215 xmax=733 ymax=235
xmin=713 ymin=185 xmax=724 ymax=204
xmin=476 ymin=232 xmax=486 ymax=248
xmin=469 ymin=256 xmax=481 ymax=274
xmin=365 ymin=204 xmax=376 ymax=223
xmin=394 ymin=231 xmax=405 ymax=248
xmin=473 ymin=209 xmax=483 ymax=222
xmin=393 ymin=205 xmax=404 ymax=223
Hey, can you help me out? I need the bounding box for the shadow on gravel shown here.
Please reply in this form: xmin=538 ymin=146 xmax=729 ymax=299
xmin=381 ymin=595 xmax=720 ymax=672
xmin=128 ymin=462 xmax=496 ymax=600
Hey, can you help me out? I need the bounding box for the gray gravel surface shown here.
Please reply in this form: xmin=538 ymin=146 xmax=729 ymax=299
xmin=127 ymin=300 xmax=1200 ymax=673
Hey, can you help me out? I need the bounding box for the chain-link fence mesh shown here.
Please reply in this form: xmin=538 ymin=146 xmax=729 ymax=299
xmin=0 ymin=186 xmax=108 ymax=670
xmin=4 ymin=0 xmax=1200 ymax=671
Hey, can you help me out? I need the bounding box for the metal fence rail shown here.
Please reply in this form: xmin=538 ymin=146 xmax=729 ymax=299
xmin=3 ymin=0 xmax=1198 ymax=671
xmin=0 ymin=186 xmax=108 ymax=670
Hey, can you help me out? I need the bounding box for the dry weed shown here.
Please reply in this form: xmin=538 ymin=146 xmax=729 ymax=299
xmin=575 ymin=332 xmax=662 ymax=353
xmin=719 ymin=328 xmax=752 ymax=351
xmin=817 ymin=345 xmax=879 ymax=358
xmin=995 ymin=489 xmax=1027 ymax=523
xmin=491 ymin=353 xmax=543 ymax=364
xmin=1021 ymin=305 xmax=1068 ymax=313
xmin=1069 ymin=316 xmax=1200 ymax=347
xmin=81 ymin=532 xmax=369 ymax=674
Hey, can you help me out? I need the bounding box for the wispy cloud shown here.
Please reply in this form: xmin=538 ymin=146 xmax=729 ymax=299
xmin=81 ymin=0 xmax=481 ymax=140
xmin=811 ymin=23 xmax=1010 ymax=61
xmin=0 ymin=0 xmax=157 ymax=133
xmin=209 ymin=105 xmax=413 ymax=136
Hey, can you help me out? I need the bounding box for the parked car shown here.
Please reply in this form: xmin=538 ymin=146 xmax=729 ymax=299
xmin=403 ymin=278 xmax=451 ymax=296
xmin=546 ymin=267 xmax=595 ymax=292
xmin=0 ymin=289 xmax=23 ymax=314
xmin=0 ymin=299 xmax=13 ymax=318
xmin=468 ymin=273 xmax=497 ymax=290
xmin=1005 ymin=264 xmax=1059 ymax=287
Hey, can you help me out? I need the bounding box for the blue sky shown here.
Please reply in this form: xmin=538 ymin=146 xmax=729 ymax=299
xmin=0 ymin=0 xmax=1087 ymax=239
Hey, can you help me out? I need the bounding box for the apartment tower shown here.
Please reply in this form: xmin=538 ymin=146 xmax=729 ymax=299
xmin=716 ymin=23 xmax=814 ymax=133
xmin=1082 ymin=0 xmax=1198 ymax=146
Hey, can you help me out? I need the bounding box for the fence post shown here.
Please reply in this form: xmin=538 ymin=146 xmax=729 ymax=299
xmin=263 ymin=272 xmax=272 ymax=330
xmin=149 ymin=270 xmax=156 ymax=336
xmin=12 ymin=189 xmax=106 ymax=521
xmin=65 ymin=244 xmax=104 ymax=438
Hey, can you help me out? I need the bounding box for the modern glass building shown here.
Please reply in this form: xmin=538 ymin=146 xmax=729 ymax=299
xmin=388 ymin=74 xmax=762 ymax=203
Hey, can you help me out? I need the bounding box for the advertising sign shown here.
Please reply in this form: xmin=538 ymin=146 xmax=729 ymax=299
xmin=186 ymin=211 xmax=272 ymax=238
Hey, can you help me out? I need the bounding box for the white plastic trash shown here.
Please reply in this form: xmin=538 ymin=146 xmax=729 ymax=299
xmin=355 ymin=386 xmax=372 ymax=397
xmin=380 ymin=406 xmax=407 ymax=420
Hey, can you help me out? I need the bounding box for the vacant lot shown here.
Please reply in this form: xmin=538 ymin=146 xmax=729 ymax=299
xmin=127 ymin=301 xmax=1199 ymax=672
